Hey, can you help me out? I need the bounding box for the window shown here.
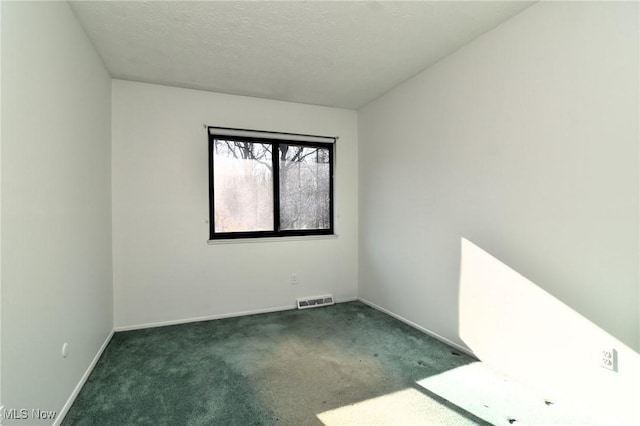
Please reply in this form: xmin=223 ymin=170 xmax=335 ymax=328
xmin=208 ymin=127 xmax=335 ymax=240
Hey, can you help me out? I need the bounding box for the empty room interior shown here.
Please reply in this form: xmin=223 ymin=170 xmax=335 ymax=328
xmin=1 ymin=1 xmax=639 ymax=425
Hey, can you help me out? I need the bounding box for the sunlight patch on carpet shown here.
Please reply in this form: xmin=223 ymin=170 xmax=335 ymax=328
xmin=417 ymin=362 xmax=605 ymax=426
xmin=317 ymin=387 xmax=479 ymax=426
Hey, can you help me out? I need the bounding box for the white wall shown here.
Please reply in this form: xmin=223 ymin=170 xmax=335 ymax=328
xmin=112 ymin=80 xmax=358 ymax=329
xmin=0 ymin=0 xmax=4 ymax=410
xmin=1 ymin=2 xmax=113 ymax=424
xmin=359 ymin=0 xmax=638 ymax=421
xmin=459 ymin=238 xmax=639 ymax=423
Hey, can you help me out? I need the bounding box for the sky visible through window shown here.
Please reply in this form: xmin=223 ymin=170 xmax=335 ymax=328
xmin=213 ymin=139 xmax=331 ymax=234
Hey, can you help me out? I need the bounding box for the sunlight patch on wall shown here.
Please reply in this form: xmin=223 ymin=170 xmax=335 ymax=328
xmin=458 ymin=238 xmax=639 ymax=425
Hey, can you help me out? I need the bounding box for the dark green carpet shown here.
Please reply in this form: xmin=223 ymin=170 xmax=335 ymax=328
xmin=62 ymin=302 xmax=488 ymax=425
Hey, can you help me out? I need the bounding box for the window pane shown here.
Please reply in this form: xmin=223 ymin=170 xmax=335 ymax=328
xmin=279 ymin=144 xmax=331 ymax=230
xmin=213 ymin=140 xmax=273 ymax=232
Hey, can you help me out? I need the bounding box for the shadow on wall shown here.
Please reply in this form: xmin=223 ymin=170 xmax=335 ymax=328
xmin=458 ymin=238 xmax=639 ymax=425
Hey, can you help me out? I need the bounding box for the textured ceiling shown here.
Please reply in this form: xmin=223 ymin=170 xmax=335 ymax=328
xmin=70 ymin=1 xmax=534 ymax=109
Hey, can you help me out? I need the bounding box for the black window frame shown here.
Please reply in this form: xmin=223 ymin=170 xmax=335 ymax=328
xmin=208 ymin=133 xmax=335 ymax=240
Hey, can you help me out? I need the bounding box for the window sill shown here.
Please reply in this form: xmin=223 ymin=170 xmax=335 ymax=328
xmin=207 ymin=234 xmax=338 ymax=245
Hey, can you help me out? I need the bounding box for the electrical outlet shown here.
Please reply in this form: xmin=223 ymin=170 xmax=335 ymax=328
xmin=600 ymin=348 xmax=618 ymax=371
xmin=291 ymin=273 xmax=298 ymax=285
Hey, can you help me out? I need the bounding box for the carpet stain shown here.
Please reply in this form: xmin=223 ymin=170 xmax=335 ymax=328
xmin=62 ymin=302 xmax=486 ymax=426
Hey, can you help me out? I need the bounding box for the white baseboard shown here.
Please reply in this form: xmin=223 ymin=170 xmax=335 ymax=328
xmin=336 ymin=296 xmax=358 ymax=303
xmin=54 ymin=329 xmax=114 ymax=426
xmin=114 ymin=304 xmax=296 ymax=332
xmin=114 ymin=297 xmax=360 ymax=332
xmin=357 ymin=297 xmax=477 ymax=359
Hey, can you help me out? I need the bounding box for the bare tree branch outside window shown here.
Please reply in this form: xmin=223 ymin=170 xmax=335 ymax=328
xmin=210 ymin=137 xmax=333 ymax=238
xmin=279 ymin=144 xmax=330 ymax=230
